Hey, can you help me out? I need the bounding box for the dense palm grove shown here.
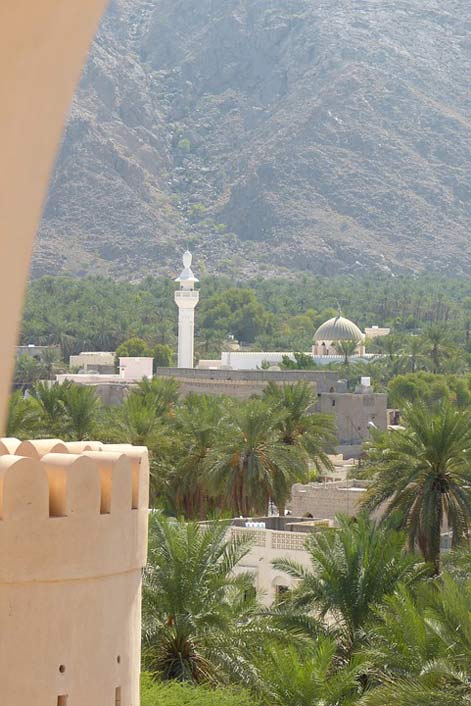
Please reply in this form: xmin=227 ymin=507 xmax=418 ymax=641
xmin=9 ymin=375 xmax=471 ymax=704
xmin=20 ymin=273 xmax=471 ymax=362
xmin=141 ymin=512 xmax=471 ymax=706
xmin=14 ymin=273 xmax=471 ymax=704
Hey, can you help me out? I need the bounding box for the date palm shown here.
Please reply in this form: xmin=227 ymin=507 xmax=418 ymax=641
xmin=361 ymin=403 xmax=471 ymax=573
xmin=403 ymin=334 xmax=426 ymax=373
xmin=360 ymin=677 xmax=471 ymax=706
xmin=142 ymin=513 xmax=263 ymax=685
xmin=168 ymin=394 xmax=225 ymax=519
xmin=115 ymin=393 xmax=163 ymax=447
xmin=134 ymin=376 xmax=180 ymax=418
xmin=363 ymin=586 xmax=443 ymax=683
xmin=14 ymin=354 xmax=43 ymax=390
xmin=361 ymin=574 xmax=471 ymax=706
xmin=205 ymin=399 xmax=307 ymax=516
xmin=30 ymin=380 xmax=71 ymax=437
xmin=62 ymin=383 xmax=100 ymax=440
xmin=337 ymin=339 xmax=359 ymax=365
xmin=257 ymin=638 xmax=364 ymax=706
xmin=41 ymin=347 xmax=63 ymax=380
xmin=7 ymin=391 xmax=38 ymax=438
xmin=273 ymin=514 xmax=424 ymax=654
xmin=422 ymin=325 xmax=452 ymax=374
xmin=263 ymin=381 xmax=336 ymax=476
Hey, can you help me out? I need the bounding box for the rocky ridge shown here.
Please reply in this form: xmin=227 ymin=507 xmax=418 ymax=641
xmin=34 ymin=0 xmax=471 ymax=279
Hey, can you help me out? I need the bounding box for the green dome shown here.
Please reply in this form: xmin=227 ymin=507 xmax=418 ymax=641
xmin=314 ymin=316 xmax=363 ymax=342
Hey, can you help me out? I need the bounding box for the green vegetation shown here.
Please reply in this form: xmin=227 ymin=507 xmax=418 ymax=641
xmin=362 ymin=403 xmax=471 ymax=573
xmin=14 ymin=274 xmax=471 ymax=704
xmin=7 ymin=379 xmax=333 ymax=518
xmin=273 ymin=514 xmax=425 ymax=654
xmin=8 ymin=366 xmax=471 ymax=704
xmin=8 ymin=381 xmax=99 ymax=440
xmin=19 ymin=274 xmax=471 ymax=405
xmin=140 ymin=511 xmax=471 ymax=705
xmin=141 ymin=674 xmax=254 ymax=706
xmin=142 ymin=514 xmax=265 ymax=685
xmin=19 ymin=272 xmax=471 ymax=357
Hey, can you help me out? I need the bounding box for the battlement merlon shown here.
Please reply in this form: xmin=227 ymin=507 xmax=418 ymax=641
xmin=0 ymin=439 xmax=149 ymax=584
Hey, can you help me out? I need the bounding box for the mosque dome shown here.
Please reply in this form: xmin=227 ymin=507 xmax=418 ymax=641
xmin=314 ymin=315 xmax=363 ymax=342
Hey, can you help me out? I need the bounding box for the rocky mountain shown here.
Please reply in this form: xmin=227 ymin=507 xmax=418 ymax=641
xmin=33 ymin=0 xmax=471 ymax=279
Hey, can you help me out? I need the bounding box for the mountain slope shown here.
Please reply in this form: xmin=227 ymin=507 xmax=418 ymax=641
xmin=33 ymin=0 xmax=471 ymax=279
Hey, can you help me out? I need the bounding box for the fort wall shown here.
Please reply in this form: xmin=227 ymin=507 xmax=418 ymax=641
xmin=0 ymin=438 xmax=149 ymax=706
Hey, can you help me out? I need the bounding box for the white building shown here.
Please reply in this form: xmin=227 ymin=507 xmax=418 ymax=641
xmin=57 ymin=357 xmax=153 ymax=384
xmin=174 ymin=251 xmax=199 ymax=369
xmin=198 ymin=313 xmax=383 ymax=370
xmin=312 ymin=314 xmax=365 ymax=356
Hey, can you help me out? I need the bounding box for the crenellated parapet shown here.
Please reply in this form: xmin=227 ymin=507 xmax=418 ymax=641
xmin=0 ymin=438 xmax=149 ymax=583
xmin=0 ymin=437 xmax=149 ymax=706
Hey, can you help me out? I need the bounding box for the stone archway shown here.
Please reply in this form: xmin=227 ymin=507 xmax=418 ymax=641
xmin=0 ymin=1 xmax=107 ymax=431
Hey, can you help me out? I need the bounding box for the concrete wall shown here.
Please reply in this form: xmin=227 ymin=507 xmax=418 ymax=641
xmin=316 ymin=391 xmax=388 ymax=446
xmin=0 ymin=438 xmax=149 ymax=706
xmin=157 ymin=367 xmax=347 ymax=393
xmin=291 ymin=479 xmax=373 ymax=520
xmin=156 ymin=368 xmax=325 ymax=399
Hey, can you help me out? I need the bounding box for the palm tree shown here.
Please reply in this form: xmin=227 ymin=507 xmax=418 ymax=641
xmin=6 ymin=391 xmax=38 ymax=438
xmin=403 ymin=335 xmax=426 ymax=373
xmin=337 ymin=339 xmax=359 ymax=365
xmin=273 ymin=514 xmax=424 ymax=653
xmin=168 ymin=394 xmax=225 ymax=519
xmin=115 ymin=393 xmax=163 ymax=447
xmin=361 ymin=574 xmax=471 ymax=706
xmin=426 ymin=573 xmax=471 ymax=673
xmin=134 ymin=377 xmax=180 ymax=418
xmin=369 ymin=334 xmax=402 ymax=361
xmin=29 ymin=380 xmax=70 ymax=436
xmin=62 ymin=383 xmax=100 ymax=440
xmin=205 ymin=399 xmax=307 ymax=516
xmin=142 ymin=513 xmax=262 ymax=685
xmin=14 ymin=354 xmax=43 ymax=390
xmin=360 ymin=677 xmax=471 ymax=706
xmin=361 ymin=403 xmax=471 ymax=573
xmin=422 ymin=325 xmax=452 ymax=373
xmin=257 ymin=638 xmax=364 ymax=706
xmin=114 ymin=393 xmax=170 ymax=505
xmin=263 ymin=381 xmax=336 ymax=476
xmin=363 ymin=585 xmax=443 ymax=683
xmin=41 ymin=347 xmax=63 ymax=380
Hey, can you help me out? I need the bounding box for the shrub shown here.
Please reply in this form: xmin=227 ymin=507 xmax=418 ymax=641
xmin=141 ymin=674 xmax=255 ymax=706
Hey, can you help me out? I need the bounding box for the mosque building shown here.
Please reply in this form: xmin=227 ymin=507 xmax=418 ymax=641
xmin=198 ymin=309 xmax=384 ymax=371
xmin=312 ymin=313 xmax=366 ymax=357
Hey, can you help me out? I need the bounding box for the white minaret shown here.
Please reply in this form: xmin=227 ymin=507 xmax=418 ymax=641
xmin=174 ymin=251 xmax=199 ymax=368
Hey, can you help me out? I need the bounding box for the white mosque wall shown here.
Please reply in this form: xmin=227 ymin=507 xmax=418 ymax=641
xmin=217 ymin=351 xmax=377 ymax=370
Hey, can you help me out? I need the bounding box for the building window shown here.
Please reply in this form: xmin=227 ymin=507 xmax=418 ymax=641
xmin=115 ymin=686 xmax=122 ymax=705
xmin=276 ymin=585 xmax=289 ymax=601
xmin=332 ymin=400 xmax=336 ymax=407
xmin=57 ymin=697 xmax=68 ymax=706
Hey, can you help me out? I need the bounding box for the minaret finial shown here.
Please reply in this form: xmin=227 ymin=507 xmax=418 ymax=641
xmin=336 ymin=301 xmax=342 ymax=318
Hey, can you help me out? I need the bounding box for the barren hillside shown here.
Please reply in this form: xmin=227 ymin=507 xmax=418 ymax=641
xmin=34 ymin=0 xmax=471 ymax=279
